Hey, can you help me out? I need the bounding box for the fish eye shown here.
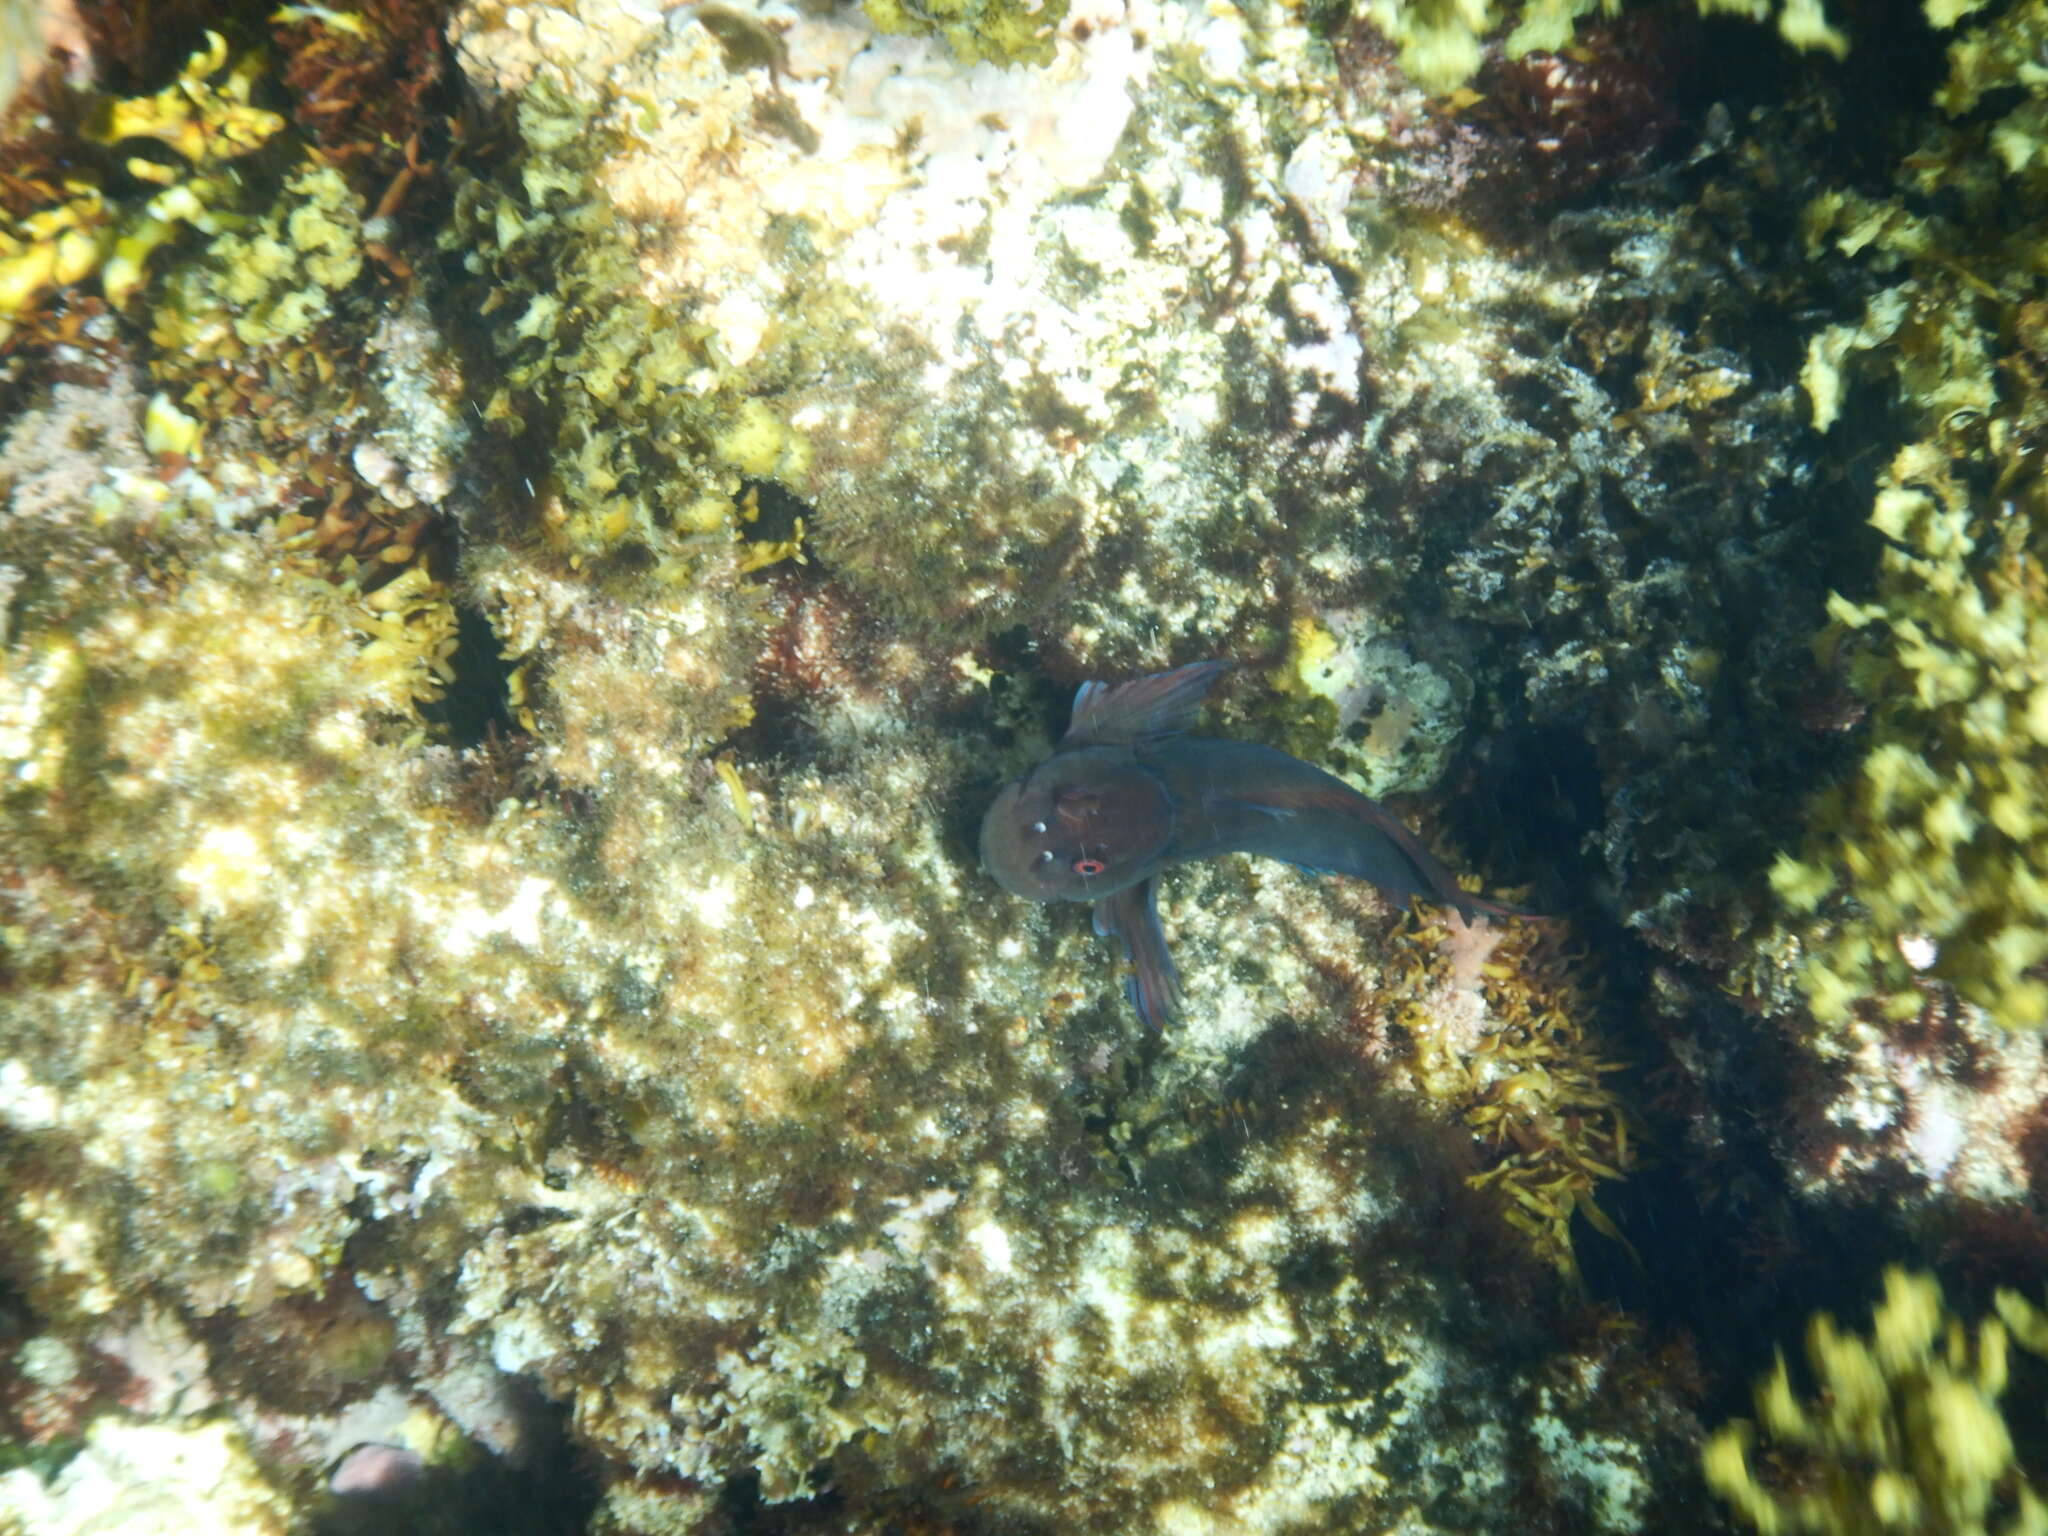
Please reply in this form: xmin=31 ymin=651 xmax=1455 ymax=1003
xmin=1072 ymin=857 xmax=1106 ymax=877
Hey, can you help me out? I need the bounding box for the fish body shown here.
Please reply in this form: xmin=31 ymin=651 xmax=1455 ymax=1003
xmin=980 ymin=661 xmax=1528 ymax=1027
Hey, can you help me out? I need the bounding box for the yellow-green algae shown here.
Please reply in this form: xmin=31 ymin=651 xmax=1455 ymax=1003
xmin=1704 ymin=1268 xmax=2048 ymax=1535
xmin=121 ymin=30 xmax=785 ymax=759
xmin=860 ymin=0 xmax=1070 ymax=65
xmin=1770 ymin=447 xmax=2048 ymax=1028
xmin=442 ymin=76 xmax=798 ymax=579
xmin=1769 ymin=0 xmax=2048 ymax=1029
xmin=1352 ymin=0 xmax=1843 ymax=94
xmin=0 ymin=33 xmax=288 ymax=345
xmin=151 ymin=160 xmax=364 ymax=356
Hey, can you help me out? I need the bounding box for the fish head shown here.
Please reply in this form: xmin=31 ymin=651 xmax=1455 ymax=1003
xmin=981 ymin=747 xmax=1174 ymax=903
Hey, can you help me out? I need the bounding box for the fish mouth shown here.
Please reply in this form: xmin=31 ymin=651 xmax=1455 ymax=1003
xmin=979 ymin=779 xmax=1059 ymax=902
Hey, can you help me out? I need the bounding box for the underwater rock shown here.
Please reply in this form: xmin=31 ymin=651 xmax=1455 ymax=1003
xmin=1785 ymin=1007 xmax=2048 ymax=1206
xmin=11 ymin=0 xmax=2034 ymax=1527
xmin=0 ymin=300 xmax=1689 ymax=1536
xmin=450 ymin=0 xmax=1759 ymax=680
xmin=1273 ymin=610 xmax=1474 ymax=798
xmin=0 ymin=0 xmax=70 ymax=120
xmin=0 ymin=1419 xmax=292 ymax=1536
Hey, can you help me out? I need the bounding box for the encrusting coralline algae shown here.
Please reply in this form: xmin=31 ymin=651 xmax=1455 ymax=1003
xmin=1 ymin=0 xmax=2046 ymax=1530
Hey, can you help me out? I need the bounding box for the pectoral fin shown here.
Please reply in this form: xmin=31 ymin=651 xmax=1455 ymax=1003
xmin=1091 ymin=877 xmax=1183 ymax=1029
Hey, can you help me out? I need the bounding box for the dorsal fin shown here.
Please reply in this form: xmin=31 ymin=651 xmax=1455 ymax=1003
xmin=1064 ymin=661 xmax=1231 ymax=746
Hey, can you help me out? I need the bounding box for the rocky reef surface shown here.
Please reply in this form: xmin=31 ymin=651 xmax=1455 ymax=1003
xmin=0 ymin=0 xmax=2044 ymax=1531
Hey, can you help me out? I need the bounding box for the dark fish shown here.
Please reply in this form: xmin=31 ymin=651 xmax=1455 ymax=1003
xmin=980 ymin=660 xmax=1531 ymax=1027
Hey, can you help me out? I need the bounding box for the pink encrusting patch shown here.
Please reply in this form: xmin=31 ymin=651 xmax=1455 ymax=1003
xmin=329 ymin=1442 xmax=425 ymax=1497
